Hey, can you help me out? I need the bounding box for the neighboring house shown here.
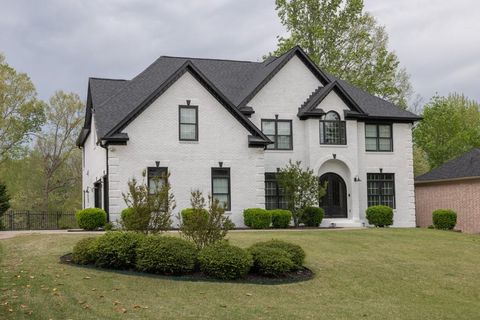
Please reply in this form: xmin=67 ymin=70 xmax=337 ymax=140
xmin=415 ymin=148 xmax=480 ymax=233
xmin=76 ymin=46 xmax=420 ymax=227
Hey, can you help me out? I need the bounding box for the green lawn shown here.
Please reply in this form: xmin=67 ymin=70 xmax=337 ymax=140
xmin=1 ymin=229 xmax=480 ymax=319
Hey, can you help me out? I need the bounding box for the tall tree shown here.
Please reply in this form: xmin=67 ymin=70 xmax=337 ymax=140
xmin=0 ymin=53 xmax=45 ymax=162
xmin=414 ymin=93 xmax=480 ymax=168
xmin=270 ymin=0 xmax=412 ymax=108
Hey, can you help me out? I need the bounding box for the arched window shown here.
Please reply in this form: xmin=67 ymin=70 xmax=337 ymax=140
xmin=320 ymin=110 xmax=346 ymax=145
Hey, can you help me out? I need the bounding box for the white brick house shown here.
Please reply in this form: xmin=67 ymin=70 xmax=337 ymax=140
xmin=77 ymin=46 xmax=420 ymax=227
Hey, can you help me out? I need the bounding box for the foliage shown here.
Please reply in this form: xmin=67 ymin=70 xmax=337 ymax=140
xmin=243 ymin=208 xmax=272 ymax=229
xmin=178 ymin=190 xmax=234 ymax=249
xmin=75 ymin=208 xmax=106 ymax=231
xmin=249 ymin=240 xmax=305 ymax=268
xmin=198 ymin=242 xmax=253 ymax=280
xmin=135 ymin=236 xmax=197 ymax=275
xmin=432 ymin=209 xmax=457 ymax=230
xmin=366 ymin=205 xmax=393 ymax=227
xmin=0 ymin=181 xmax=10 ymax=215
xmin=249 ymin=246 xmax=295 ymax=277
xmin=413 ymin=145 xmax=430 ymax=177
xmin=58 ymin=215 xmax=77 ymax=230
xmin=300 ymin=206 xmax=324 ymax=227
xmin=269 ymin=0 xmax=412 ymax=108
xmin=92 ymin=231 xmax=144 ymax=269
xmin=414 ymin=93 xmax=480 ymax=168
xmin=270 ymin=209 xmax=292 ymax=228
xmin=72 ymin=237 xmax=97 ymax=265
xmin=277 ymin=160 xmax=327 ymax=226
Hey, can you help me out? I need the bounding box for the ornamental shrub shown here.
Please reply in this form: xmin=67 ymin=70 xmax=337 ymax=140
xmin=92 ymin=232 xmax=144 ymax=269
xmin=135 ymin=236 xmax=197 ymax=275
xmin=270 ymin=210 xmax=292 ymax=228
xmin=249 ymin=239 xmax=305 ymax=268
xmin=243 ymin=208 xmax=271 ymax=229
xmin=72 ymin=237 xmax=98 ymax=265
xmin=366 ymin=205 xmax=393 ymax=227
xmin=300 ymin=206 xmax=324 ymax=227
xmin=432 ymin=209 xmax=457 ymax=230
xmin=75 ymin=208 xmax=107 ymax=231
xmin=198 ymin=242 xmax=253 ymax=280
xmin=249 ymin=246 xmax=294 ymax=276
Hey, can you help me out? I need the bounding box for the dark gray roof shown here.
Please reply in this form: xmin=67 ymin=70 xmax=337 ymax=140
xmin=415 ymin=148 xmax=480 ymax=183
xmin=89 ymin=78 xmax=128 ymax=107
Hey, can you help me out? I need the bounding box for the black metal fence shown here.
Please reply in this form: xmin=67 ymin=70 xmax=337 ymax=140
xmin=0 ymin=210 xmax=78 ymax=231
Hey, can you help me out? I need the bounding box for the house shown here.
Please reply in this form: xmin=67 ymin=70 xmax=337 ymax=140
xmin=76 ymin=46 xmax=420 ymax=227
xmin=415 ymin=148 xmax=480 ymax=233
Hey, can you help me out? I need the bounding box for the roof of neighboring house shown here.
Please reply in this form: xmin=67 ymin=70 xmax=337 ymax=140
xmin=415 ymin=148 xmax=480 ymax=183
xmin=78 ymin=46 xmax=421 ymax=147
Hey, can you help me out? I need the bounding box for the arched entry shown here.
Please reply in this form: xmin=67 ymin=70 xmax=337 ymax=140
xmin=319 ymin=172 xmax=347 ymax=218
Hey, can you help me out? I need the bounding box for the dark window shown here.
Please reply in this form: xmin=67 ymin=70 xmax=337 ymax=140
xmin=320 ymin=111 xmax=346 ymax=145
xmin=94 ymin=181 xmax=102 ymax=209
xmin=367 ymin=173 xmax=395 ymax=208
xmin=365 ymin=123 xmax=393 ymax=151
xmin=212 ymin=168 xmax=231 ymax=210
xmin=147 ymin=167 xmax=168 ymax=195
xmin=179 ymin=105 xmax=198 ymax=141
xmin=261 ymin=119 xmax=293 ymax=150
xmin=265 ymin=173 xmax=288 ymax=210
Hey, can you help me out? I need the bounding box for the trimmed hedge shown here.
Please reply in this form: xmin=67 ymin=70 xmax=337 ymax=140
xmin=72 ymin=237 xmax=97 ymax=265
xmin=249 ymin=240 xmax=305 ymax=268
xmin=92 ymin=232 xmax=144 ymax=269
xmin=135 ymin=236 xmax=197 ymax=274
xmin=243 ymin=208 xmax=272 ymax=229
xmin=366 ymin=205 xmax=393 ymax=227
xmin=198 ymin=242 xmax=253 ymax=280
xmin=301 ymin=207 xmax=324 ymax=227
xmin=432 ymin=209 xmax=457 ymax=230
xmin=249 ymin=246 xmax=294 ymax=276
xmin=76 ymin=208 xmax=107 ymax=231
xmin=270 ymin=210 xmax=292 ymax=228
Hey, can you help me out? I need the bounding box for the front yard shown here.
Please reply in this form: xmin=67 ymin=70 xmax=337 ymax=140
xmin=1 ymin=229 xmax=480 ymax=319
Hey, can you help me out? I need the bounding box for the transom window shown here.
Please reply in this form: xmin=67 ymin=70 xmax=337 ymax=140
xmin=179 ymin=105 xmax=198 ymax=141
xmin=212 ymin=168 xmax=231 ymax=210
xmin=365 ymin=123 xmax=392 ymax=151
xmin=320 ymin=111 xmax=346 ymax=145
xmin=261 ymin=119 xmax=293 ymax=150
xmin=367 ymin=173 xmax=395 ymax=208
xmin=147 ymin=167 xmax=168 ymax=195
xmin=265 ymin=173 xmax=288 ymax=210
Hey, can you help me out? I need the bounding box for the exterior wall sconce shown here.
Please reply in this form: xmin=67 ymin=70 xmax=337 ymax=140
xmin=219 ymin=161 xmax=223 ymax=168
xmin=276 ymin=167 xmax=280 ymax=172
xmin=354 ymin=175 xmax=361 ymax=182
xmin=330 ymin=222 xmax=336 ymax=228
xmin=155 ymin=161 xmax=160 ymax=168
xmin=332 ymin=153 xmax=337 ymax=159
xmin=379 ymin=168 xmax=383 ymax=173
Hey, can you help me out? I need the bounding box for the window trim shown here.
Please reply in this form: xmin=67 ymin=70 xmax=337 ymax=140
xmin=261 ymin=119 xmax=293 ymax=150
xmin=179 ymin=105 xmax=199 ymax=141
xmin=366 ymin=173 xmax=396 ymax=208
xmin=211 ymin=167 xmax=231 ymax=211
xmin=264 ymin=172 xmax=288 ymax=210
xmin=147 ymin=167 xmax=168 ymax=195
xmin=365 ymin=123 xmax=393 ymax=152
xmin=319 ymin=111 xmax=347 ymax=145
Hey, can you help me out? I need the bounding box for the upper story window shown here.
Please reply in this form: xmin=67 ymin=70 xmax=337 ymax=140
xmin=179 ymin=105 xmax=198 ymax=141
xmin=147 ymin=167 xmax=168 ymax=194
xmin=261 ymin=119 xmax=293 ymax=150
xmin=212 ymin=168 xmax=231 ymax=210
xmin=365 ymin=123 xmax=393 ymax=152
xmin=320 ymin=111 xmax=346 ymax=145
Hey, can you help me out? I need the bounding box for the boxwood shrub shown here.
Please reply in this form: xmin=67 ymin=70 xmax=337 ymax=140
xmin=432 ymin=209 xmax=457 ymax=230
xmin=92 ymin=232 xmax=144 ymax=269
xmin=243 ymin=208 xmax=271 ymax=229
xmin=301 ymin=207 xmax=324 ymax=227
xmin=75 ymin=208 xmax=107 ymax=231
xmin=135 ymin=236 xmax=197 ymax=275
xmin=249 ymin=246 xmax=294 ymax=276
xmin=270 ymin=210 xmax=292 ymax=228
xmin=72 ymin=237 xmax=98 ymax=265
xmin=249 ymin=239 xmax=305 ymax=268
xmin=198 ymin=242 xmax=253 ymax=280
xmin=366 ymin=205 xmax=393 ymax=227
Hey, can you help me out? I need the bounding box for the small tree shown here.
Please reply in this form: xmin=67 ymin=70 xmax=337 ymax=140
xmin=0 ymin=181 xmax=10 ymax=230
xmin=277 ymin=160 xmax=326 ymax=226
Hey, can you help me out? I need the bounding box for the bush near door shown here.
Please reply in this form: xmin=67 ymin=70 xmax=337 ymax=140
xmin=270 ymin=210 xmax=292 ymax=228
xmin=243 ymin=208 xmax=272 ymax=229
xmin=300 ymin=207 xmax=324 ymax=227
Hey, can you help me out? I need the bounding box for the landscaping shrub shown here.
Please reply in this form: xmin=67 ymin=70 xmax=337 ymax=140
xmin=270 ymin=209 xmax=292 ymax=228
xmin=300 ymin=206 xmax=324 ymax=227
xmin=75 ymin=208 xmax=107 ymax=231
xmin=249 ymin=246 xmax=294 ymax=276
xmin=432 ymin=209 xmax=457 ymax=230
xmin=198 ymin=242 xmax=253 ymax=280
xmin=72 ymin=237 xmax=98 ymax=265
xmin=366 ymin=205 xmax=393 ymax=227
xmin=135 ymin=236 xmax=197 ymax=275
xmin=250 ymin=240 xmax=305 ymax=268
xmin=92 ymin=232 xmax=144 ymax=269
xmin=243 ymin=208 xmax=271 ymax=229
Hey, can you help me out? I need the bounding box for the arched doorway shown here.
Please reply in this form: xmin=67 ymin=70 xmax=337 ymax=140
xmin=319 ymin=172 xmax=347 ymax=218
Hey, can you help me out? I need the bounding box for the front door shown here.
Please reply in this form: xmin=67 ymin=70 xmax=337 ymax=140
xmin=319 ymin=173 xmax=347 ymax=218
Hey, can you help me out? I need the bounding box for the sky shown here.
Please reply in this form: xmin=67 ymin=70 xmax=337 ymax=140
xmin=0 ymin=0 xmax=478 ymax=107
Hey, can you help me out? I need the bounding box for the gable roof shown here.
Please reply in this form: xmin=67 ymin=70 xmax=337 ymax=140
xmin=415 ymin=148 xmax=480 ymax=184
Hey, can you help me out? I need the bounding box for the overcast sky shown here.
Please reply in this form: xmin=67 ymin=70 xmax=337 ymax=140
xmin=1 ymin=0 xmax=478 ymax=107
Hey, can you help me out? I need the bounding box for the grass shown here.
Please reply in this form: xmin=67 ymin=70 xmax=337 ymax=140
xmin=1 ymin=229 xmax=480 ymax=319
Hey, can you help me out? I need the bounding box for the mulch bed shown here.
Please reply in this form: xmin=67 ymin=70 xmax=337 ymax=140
xmin=60 ymin=253 xmax=314 ymax=285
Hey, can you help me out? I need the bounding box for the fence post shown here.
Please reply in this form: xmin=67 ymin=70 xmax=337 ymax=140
xmin=10 ymin=211 xmax=14 ymax=230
